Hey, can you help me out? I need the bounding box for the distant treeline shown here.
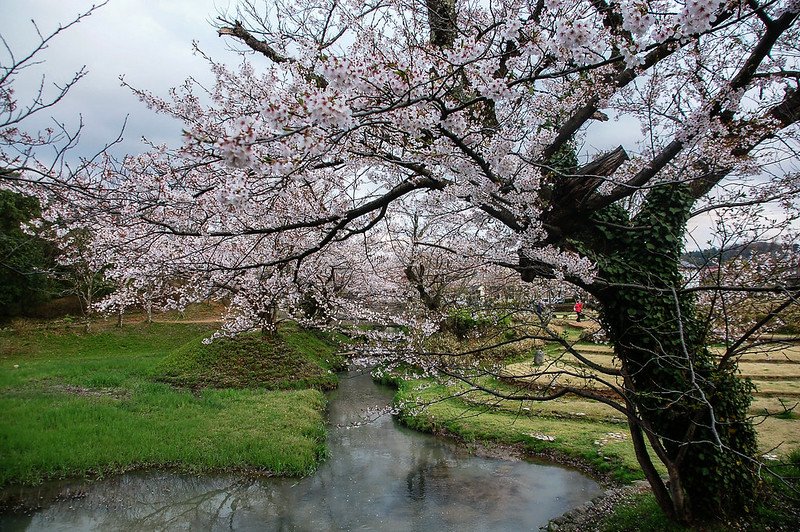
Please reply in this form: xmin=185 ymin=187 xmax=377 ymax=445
xmin=682 ymin=241 xmax=798 ymax=267
xmin=0 ymin=189 xmax=99 ymax=320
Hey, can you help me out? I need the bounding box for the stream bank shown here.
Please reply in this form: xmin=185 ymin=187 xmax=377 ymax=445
xmin=1 ymin=369 xmax=603 ymax=530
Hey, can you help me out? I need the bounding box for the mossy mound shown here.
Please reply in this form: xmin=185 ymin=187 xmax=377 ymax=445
xmin=155 ymin=329 xmax=343 ymax=390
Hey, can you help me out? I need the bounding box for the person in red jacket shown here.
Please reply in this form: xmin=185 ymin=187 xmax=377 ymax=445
xmin=574 ymin=300 xmax=584 ymax=322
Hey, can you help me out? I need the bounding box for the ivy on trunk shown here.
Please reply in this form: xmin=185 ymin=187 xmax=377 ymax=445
xmin=576 ymin=184 xmax=757 ymax=523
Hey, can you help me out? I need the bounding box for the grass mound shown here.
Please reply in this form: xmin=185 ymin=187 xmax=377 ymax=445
xmin=155 ymin=329 xmax=342 ymax=390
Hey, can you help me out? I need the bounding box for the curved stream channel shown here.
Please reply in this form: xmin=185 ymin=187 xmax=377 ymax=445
xmin=1 ymin=370 xmax=601 ymax=530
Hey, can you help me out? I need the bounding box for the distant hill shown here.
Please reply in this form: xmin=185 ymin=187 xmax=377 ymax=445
xmin=682 ymin=241 xmax=797 ymax=267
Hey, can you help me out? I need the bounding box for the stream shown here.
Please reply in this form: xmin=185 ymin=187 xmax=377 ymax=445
xmin=0 ymin=370 xmax=602 ymax=530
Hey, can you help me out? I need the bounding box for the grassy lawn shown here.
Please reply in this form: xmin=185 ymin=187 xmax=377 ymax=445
xmin=388 ymin=322 xmax=800 ymax=529
xmin=388 ymin=317 xmax=800 ymax=473
xmin=0 ymin=322 xmax=337 ymax=486
xmin=392 ymin=378 xmax=647 ymax=483
xmin=387 ymin=318 xmax=800 ymax=483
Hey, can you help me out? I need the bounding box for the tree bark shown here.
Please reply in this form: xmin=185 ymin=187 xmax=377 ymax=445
xmin=626 ymin=411 xmax=676 ymax=522
xmin=575 ymin=184 xmax=758 ymax=523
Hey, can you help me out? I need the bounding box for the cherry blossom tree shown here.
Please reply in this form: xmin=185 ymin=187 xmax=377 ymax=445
xmin=376 ymin=208 xmax=497 ymax=312
xmin=49 ymin=225 xmax=112 ymax=325
xmin=40 ymin=0 xmax=800 ymax=525
xmin=693 ymin=232 xmax=800 ymax=343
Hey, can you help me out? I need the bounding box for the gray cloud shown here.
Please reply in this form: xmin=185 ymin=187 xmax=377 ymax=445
xmin=3 ymin=0 xmax=236 ymax=158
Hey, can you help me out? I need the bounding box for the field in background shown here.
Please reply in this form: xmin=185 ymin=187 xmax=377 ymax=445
xmin=393 ymin=315 xmax=800 ymax=490
xmin=500 ymin=327 xmax=800 ymax=455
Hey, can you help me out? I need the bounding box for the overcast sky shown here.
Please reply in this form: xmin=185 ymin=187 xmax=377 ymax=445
xmin=3 ymin=1 xmax=722 ymax=245
xmin=3 ymin=1 xmax=241 ymax=157
xmin=3 ymin=1 xmax=642 ymax=156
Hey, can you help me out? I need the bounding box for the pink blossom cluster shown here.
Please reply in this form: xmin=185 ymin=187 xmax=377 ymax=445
xmin=677 ymin=0 xmax=726 ymax=37
xmin=553 ymin=19 xmax=602 ymax=65
xmin=522 ymin=245 xmax=597 ymax=284
xmin=620 ymin=1 xmax=655 ymax=38
xmin=299 ymin=88 xmax=353 ymax=129
xmin=20 ymin=0 xmax=798 ymax=348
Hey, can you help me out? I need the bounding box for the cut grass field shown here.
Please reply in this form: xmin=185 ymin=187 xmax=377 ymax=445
xmin=389 ymin=322 xmax=800 ymax=484
xmin=389 ymin=328 xmax=800 ymax=529
xmin=0 ymin=322 xmax=339 ymax=487
xmin=495 ymin=335 xmax=800 ymax=456
xmin=390 ymin=321 xmax=799 ymax=472
xmin=393 ymin=378 xmax=647 ymax=483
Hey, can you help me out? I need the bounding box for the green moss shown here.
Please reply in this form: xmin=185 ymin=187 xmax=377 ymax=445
xmin=154 ymin=327 xmax=342 ymax=390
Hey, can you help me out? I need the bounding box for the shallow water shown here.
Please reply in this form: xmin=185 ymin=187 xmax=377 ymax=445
xmin=1 ymin=370 xmax=602 ymax=531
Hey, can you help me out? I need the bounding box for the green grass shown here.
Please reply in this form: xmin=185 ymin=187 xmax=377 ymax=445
xmin=0 ymin=322 xmax=337 ymax=486
xmin=279 ymin=324 xmax=348 ymax=372
xmin=599 ymin=492 xmax=688 ymax=532
xmin=599 ymin=482 xmax=800 ymax=531
xmin=154 ymin=330 xmax=340 ymax=390
xmin=393 ymin=378 xmax=646 ymax=483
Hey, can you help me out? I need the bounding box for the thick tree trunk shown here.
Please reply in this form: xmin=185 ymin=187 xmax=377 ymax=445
xmin=599 ymin=287 xmax=757 ymax=523
xmin=578 ymin=184 xmax=757 ymax=524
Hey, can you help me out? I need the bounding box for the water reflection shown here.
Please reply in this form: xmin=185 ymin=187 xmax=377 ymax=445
xmin=1 ymin=370 xmax=601 ymax=531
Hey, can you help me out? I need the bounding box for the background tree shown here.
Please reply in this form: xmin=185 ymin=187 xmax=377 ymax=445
xmin=1 ymin=4 xmax=114 ymax=322
xmin=51 ymin=226 xmax=113 ymax=324
xmin=0 ymin=189 xmax=56 ymax=317
xmin=381 ymin=209 xmax=491 ymax=313
xmin=39 ymin=0 xmax=800 ymax=525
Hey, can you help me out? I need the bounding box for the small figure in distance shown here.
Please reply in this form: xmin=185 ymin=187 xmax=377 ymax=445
xmin=535 ymin=299 xmax=552 ymax=324
xmin=574 ymin=299 xmax=584 ymax=322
